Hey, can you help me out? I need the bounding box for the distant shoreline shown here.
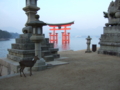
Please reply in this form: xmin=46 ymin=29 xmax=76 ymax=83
xmin=0 ymin=38 xmax=10 ymax=41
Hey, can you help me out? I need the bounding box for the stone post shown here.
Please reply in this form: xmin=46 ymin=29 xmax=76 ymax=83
xmin=35 ymin=43 xmax=41 ymax=56
xmin=30 ymin=34 xmax=46 ymax=71
xmin=28 ymin=15 xmax=47 ymax=71
xmin=85 ymin=36 xmax=92 ymax=53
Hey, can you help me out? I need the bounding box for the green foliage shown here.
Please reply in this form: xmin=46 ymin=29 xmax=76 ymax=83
xmin=0 ymin=29 xmax=11 ymax=38
xmin=10 ymin=32 xmax=19 ymax=38
xmin=0 ymin=29 xmax=19 ymax=39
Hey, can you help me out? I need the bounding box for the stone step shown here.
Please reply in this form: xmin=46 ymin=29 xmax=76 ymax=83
xmin=49 ymin=48 xmax=59 ymax=54
xmin=11 ymin=43 xmax=34 ymax=50
xmin=7 ymin=54 xmax=34 ymax=62
xmin=53 ymin=54 xmax=60 ymax=58
xmin=46 ymin=61 xmax=69 ymax=66
xmin=8 ymin=49 xmax=35 ymax=55
xmin=46 ymin=43 xmax=54 ymax=48
xmin=16 ymin=38 xmax=32 ymax=44
xmin=19 ymin=33 xmax=32 ymax=39
xmin=44 ymin=55 xmax=54 ymax=62
xmin=45 ymin=38 xmax=49 ymax=43
xmin=42 ymin=50 xmax=51 ymax=56
xmin=41 ymin=46 xmax=49 ymax=51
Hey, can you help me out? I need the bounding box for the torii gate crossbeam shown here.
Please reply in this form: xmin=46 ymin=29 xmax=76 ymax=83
xmin=47 ymin=21 xmax=74 ymax=45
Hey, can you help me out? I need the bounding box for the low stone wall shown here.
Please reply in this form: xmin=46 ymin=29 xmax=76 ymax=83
xmin=0 ymin=58 xmax=19 ymax=76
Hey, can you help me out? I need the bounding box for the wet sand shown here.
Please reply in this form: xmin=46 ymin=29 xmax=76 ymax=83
xmin=0 ymin=49 xmax=120 ymax=90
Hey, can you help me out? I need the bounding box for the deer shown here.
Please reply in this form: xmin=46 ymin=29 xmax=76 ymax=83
xmin=19 ymin=55 xmax=39 ymax=77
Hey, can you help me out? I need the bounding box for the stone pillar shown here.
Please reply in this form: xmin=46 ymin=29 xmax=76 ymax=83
xmin=22 ymin=0 xmax=40 ymax=34
xmin=34 ymin=42 xmax=46 ymax=70
xmin=33 ymin=43 xmax=46 ymax=70
xmin=30 ymin=34 xmax=46 ymax=71
xmin=35 ymin=43 xmax=41 ymax=56
xmin=85 ymin=36 xmax=92 ymax=53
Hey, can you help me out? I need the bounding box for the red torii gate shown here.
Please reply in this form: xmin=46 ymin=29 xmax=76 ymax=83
xmin=47 ymin=21 xmax=74 ymax=44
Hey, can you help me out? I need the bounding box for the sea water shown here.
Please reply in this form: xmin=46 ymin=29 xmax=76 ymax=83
xmin=0 ymin=37 xmax=100 ymax=57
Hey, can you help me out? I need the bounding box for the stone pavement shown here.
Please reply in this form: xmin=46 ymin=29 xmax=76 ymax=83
xmin=47 ymin=57 xmax=69 ymax=66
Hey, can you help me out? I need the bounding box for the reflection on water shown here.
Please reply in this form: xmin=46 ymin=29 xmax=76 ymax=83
xmin=54 ymin=42 xmax=70 ymax=51
xmin=61 ymin=43 xmax=70 ymax=51
xmin=55 ymin=37 xmax=100 ymax=51
xmin=0 ymin=38 xmax=100 ymax=57
xmin=54 ymin=43 xmax=58 ymax=48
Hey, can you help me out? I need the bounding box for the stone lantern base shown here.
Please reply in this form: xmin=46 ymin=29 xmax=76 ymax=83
xmin=32 ymin=58 xmax=47 ymax=71
xmin=5 ymin=32 xmax=60 ymax=74
xmin=7 ymin=33 xmax=60 ymax=62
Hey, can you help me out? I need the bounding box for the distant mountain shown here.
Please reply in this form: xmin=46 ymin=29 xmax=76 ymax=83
xmin=0 ymin=30 xmax=11 ymax=40
xmin=0 ymin=27 xmax=22 ymax=34
xmin=10 ymin=32 xmax=19 ymax=38
xmin=0 ymin=29 xmax=19 ymax=40
xmin=0 ymin=26 xmax=103 ymax=39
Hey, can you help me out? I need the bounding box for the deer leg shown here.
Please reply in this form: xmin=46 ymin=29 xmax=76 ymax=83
xmin=20 ymin=67 xmax=22 ymax=77
xmin=21 ymin=66 xmax=26 ymax=77
xmin=30 ymin=67 xmax=32 ymax=76
xmin=0 ymin=64 xmax=3 ymax=76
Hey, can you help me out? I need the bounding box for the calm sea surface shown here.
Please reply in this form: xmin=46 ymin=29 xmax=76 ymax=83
xmin=0 ymin=38 xmax=100 ymax=57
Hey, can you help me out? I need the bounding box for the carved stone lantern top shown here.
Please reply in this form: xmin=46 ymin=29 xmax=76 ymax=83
xmin=27 ymin=15 xmax=47 ymax=27
xmin=104 ymin=0 xmax=120 ymax=26
xmin=86 ymin=36 xmax=92 ymax=40
xmin=27 ymin=15 xmax=47 ymax=43
xmin=86 ymin=36 xmax=92 ymax=44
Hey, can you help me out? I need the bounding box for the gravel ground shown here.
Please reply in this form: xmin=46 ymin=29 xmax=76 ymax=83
xmin=0 ymin=50 xmax=120 ymax=90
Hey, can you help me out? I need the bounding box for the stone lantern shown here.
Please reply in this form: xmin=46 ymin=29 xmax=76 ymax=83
xmin=26 ymin=0 xmax=37 ymax=6
xmin=27 ymin=14 xmax=47 ymax=70
xmin=85 ymin=36 xmax=92 ymax=53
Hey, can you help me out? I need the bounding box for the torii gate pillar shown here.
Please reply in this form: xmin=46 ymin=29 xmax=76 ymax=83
xmin=47 ymin=21 xmax=74 ymax=46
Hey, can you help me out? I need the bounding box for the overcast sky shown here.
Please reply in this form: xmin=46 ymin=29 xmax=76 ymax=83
xmin=0 ymin=0 xmax=112 ymax=36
